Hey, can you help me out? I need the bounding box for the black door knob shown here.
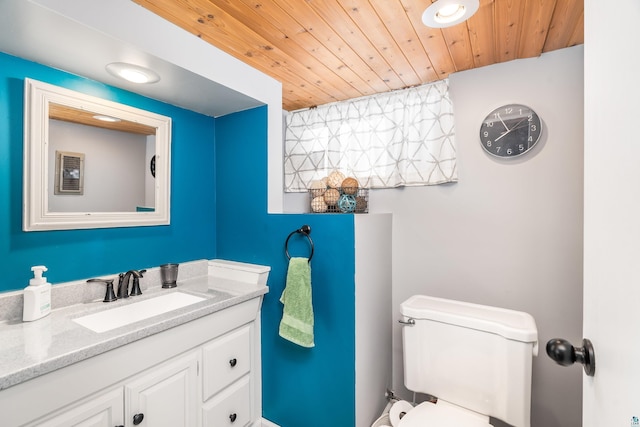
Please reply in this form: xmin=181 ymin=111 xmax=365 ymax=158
xmin=546 ymin=338 xmax=595 ymax=376
xmin=133 ymin=413 xmax=144 ymax=425
xmin=229 ymin=358 xmax=237 ymax=367
xmin=229 ymin=413 xmax=237 ymax=422
xmin=546 ymin=338 xmax=576 ymax=366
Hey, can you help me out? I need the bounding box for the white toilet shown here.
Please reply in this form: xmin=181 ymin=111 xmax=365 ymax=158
xmin=398 ymin=295 xmax=538 ymax=427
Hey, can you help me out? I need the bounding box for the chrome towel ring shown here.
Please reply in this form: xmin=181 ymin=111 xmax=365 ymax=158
xmin=285 ymin=224 xmax=314 ymax=262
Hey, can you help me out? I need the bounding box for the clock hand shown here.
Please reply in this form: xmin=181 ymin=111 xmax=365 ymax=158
xmin=510 ymin=117 xmax=529 ymax=129
xmin=497 ymin=113 xmax=510 ymax=131
xmin=494 ymin=129 xmax=512 ymax=142
xmin=495 ymin=117 xmax=530 ymax=141
xmin=510 ymin=122 xmax=532 ymax=131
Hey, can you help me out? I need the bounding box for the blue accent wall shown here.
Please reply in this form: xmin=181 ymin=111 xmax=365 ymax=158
xmin=0 ymin=52 xmax=217 ymax=291
xmin=215 ymin=108 xmax=357 ymax=427
xmin=2 ymin=51 xmax=359 ymax=427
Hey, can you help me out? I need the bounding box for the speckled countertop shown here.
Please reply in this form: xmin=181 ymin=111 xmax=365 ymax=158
xmin=0 ymin=259 xmax=268 ymax=391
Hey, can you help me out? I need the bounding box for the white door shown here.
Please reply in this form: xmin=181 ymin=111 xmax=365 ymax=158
xmin=583 ymin=0 xmax=640 ymax=425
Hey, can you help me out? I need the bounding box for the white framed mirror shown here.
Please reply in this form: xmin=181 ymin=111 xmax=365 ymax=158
xmin=23 ymin=78 xmax=171 ymax=231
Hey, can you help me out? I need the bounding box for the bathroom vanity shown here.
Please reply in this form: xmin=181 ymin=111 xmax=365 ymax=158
xmin=0 ymin=259 xmax=269 ymax=427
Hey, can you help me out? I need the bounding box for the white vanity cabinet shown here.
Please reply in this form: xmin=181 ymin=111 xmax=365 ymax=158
xmin=29 ymin=388 xmax=125 ymax=427
xmin=28 ymin=348 xmax=201 ymax=427
xmin=2 ymin=297 xmax=263 ymax=427
xmin=25 ymin=348 xmax=200 ymax=427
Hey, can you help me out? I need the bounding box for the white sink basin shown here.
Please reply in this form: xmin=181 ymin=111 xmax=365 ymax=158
xmin=73 ymin=292 xmax=206 ymax=333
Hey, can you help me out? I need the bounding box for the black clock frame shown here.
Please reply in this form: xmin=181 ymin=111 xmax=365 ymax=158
xmin=479 ymin=104 xmax=542 ymax=158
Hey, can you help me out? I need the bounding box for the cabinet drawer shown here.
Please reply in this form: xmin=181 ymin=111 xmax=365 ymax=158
xmin=202 ymin=375 xmax=251 ymax=427
xmin=202 ymin=324 xmax=251 ymax=400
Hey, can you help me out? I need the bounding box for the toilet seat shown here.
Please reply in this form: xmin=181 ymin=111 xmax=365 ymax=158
xmin=397 ymin=400 xmax=493 ymax=427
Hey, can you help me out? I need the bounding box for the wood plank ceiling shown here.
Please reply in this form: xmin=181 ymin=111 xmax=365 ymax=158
xmin=134 ymin=0 xmax=583 ymax=112
xmin=49 ymin=104 xmax=157 ymax=135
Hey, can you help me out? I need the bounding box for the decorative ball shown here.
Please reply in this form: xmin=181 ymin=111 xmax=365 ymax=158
xmin=323 ymin=188 xmax=340 ymax=206
xmin=338 ymin=194 xmax=357 ymax=213
xmin=309 ymin=180 xmax=327 ymax=197
xmin=355 ymin=196 xmax=368 ymax=213
xmin=320 ymin=176 xmax=328 ymax=186
xmin=341 ymin=177 xmax=359 ymax=195
xmin=311 ymin=196 xmax=328 ymax=213
xmin=327 ymin=171 xmax=345 ymax=188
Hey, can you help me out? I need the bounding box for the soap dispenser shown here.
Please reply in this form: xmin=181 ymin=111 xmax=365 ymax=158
xmin=23 ymin=265 xmax=52 ymax=321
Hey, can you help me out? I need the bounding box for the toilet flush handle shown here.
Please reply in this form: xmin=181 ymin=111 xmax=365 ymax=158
xmin=546 ymin=338 xmax=595 ymax=377
xmin=398 ymin=318 xmax=415 ymax=326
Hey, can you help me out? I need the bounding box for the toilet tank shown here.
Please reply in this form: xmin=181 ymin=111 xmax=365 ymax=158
xmin=400 ymin=295 xmax=538 ymax=427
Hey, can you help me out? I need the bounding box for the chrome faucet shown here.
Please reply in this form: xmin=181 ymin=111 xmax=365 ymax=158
xmin=117 ymin=269 xmax=146 ymax=299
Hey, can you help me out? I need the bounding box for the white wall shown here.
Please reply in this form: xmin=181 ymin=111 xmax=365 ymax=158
xmin=355 ymin=214 xmax=392 ymax=426
xmin=372 ymin=46 xmax=584 ymax=427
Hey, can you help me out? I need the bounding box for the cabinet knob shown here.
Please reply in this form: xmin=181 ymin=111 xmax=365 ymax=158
xmin=133 ymin=413 xmax=144 ymax=425
xmin=229 ymin=358 xmax=237 ymax=367
xmin=229 ymin=413 xmax=237 ymax=422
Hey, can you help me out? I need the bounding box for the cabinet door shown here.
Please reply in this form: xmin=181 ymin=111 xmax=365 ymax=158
xmin=125 ymin=350 xmax=199 ymax=427
xmin=28 ymin=388 xmax=124 ymax=427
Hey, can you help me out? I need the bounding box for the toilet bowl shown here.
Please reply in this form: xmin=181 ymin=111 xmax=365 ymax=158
xmin=398 ymin=400 xmax=492 ymax=427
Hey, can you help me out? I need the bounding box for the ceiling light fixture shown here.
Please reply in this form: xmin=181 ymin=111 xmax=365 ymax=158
xmin=93 ymin=115 xmax=121 ymax=122
xmin=422 ymin=0 xmax=479 ymax=28
xmin=105 ymin=62 xmax=160 ymax=84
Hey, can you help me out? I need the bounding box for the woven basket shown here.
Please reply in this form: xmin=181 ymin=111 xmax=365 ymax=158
xmin=309 ymin=187 xmax=369 ymax=213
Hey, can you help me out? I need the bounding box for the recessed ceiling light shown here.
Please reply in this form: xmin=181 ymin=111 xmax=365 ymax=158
xmin=422 ymin=0 xmax=479 ymax=28
xmin=105 ymin=62 xmax=160 ymax=84
xmin=93 ymin=115 xmax=121 ymax=122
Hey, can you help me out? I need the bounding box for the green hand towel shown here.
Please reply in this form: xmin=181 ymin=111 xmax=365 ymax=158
xmin=279 ymin=257 xmax=314 ymax=347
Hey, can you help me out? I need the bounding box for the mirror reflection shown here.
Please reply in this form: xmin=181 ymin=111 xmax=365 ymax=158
xmin=24 ymin=78 xmax=171 ymax=231
xmin=48 ymin=104 xmax=156 ymax=213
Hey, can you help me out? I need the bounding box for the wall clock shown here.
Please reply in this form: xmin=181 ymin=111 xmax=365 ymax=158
xmin=479 ymin=104 xmax=542 ymax=158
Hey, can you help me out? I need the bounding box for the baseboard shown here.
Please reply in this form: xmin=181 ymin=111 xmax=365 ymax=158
xmin=259 ymin=417 xmax=280 ymax=427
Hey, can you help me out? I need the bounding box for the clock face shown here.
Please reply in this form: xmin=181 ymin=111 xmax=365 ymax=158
xmin=479 ymin=104 xmax=542 ymax=158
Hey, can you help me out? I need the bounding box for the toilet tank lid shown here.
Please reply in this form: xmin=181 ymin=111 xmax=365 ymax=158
xmin=208 ymin=259 xmax=271 ymax=273
xmin=400 ymin=295 xmax=538 ymax=343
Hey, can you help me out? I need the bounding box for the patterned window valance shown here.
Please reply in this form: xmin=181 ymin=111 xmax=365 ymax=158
xmin=284 ymin=79 xmax=457 ymax=192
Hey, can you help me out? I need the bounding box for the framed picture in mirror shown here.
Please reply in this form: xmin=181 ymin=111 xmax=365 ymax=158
xmin=54 ymin=150 xmax=84 ymax=195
